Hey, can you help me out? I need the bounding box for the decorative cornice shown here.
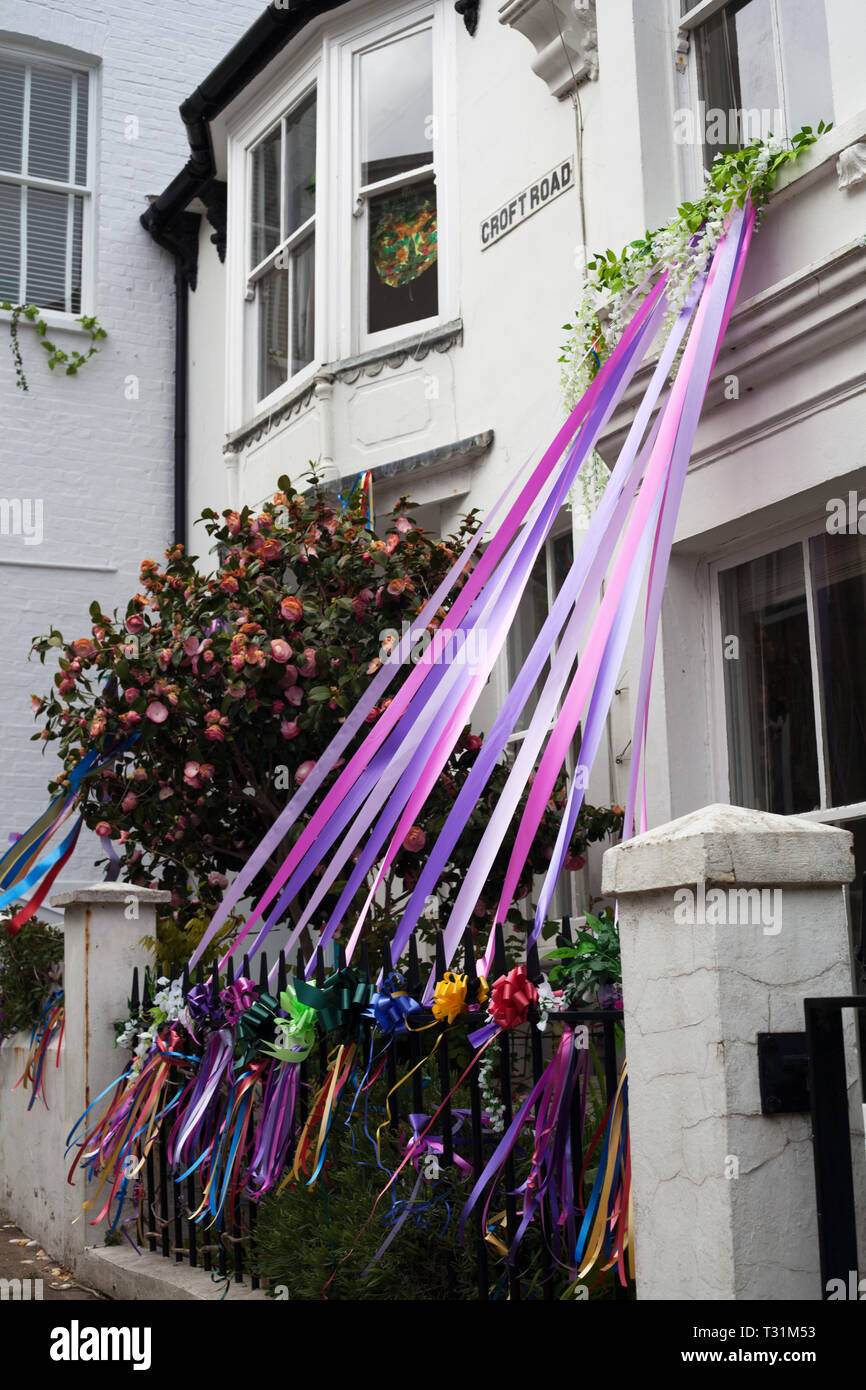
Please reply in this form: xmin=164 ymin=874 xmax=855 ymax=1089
xmin=332 ymin=319 xmax=464 ymax=384
xmin=837 ymin=142 xmax=866 ymax=190
xmin=225 ymin=320 xmax=465 ymax=454
xmin=498 ymin=0 xmax=597 ymax=100
xmin=360 ymin=429 xmax=494 ymax=488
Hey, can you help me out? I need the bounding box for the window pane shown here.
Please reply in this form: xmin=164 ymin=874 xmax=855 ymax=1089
xmin=251 ymin=124 xmax=281 ymax=269
xmin=291 ymin=234 xmax=314 ymax=377
xmin=74 ymin=74 xmax=89 ymax=186
xmin=25 ymin=186 xmax=68 ymax=310
xmin=0 ymin=181 xmax=21 ymax=300
xmin=285 ymin=91 xmax=316 ymax=238
xmin=28 ymin=65 xmax=75 ymax=182
xmin=70 ymin=193 xmax=83 ymax=313
xmin=368 ymin=178 xmax=437 ymax=334
xmin=719 ymin=544 xmax=820 ymax=814
xmin=360 ymin=30 xmax=433 ymax=184
xmin=697 ymin=0 xmax=780 ymax=161
xmin=257 ymin=264 xmax=288 ymax=401
xmin=777 ymin=0 xmax=834 ymax=135
xmin=809 ymin=533 xmax=866 ymax=808
xmin=0 ymin=60 xmax=25 ymax=173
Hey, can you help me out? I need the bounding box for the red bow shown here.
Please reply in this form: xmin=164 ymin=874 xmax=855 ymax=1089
xmin=489 ymin=965 xmax=538 ymax=1030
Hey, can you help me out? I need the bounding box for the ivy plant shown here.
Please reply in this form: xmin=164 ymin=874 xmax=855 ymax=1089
xmin=2 ymin=299 xmax=107 ymax=392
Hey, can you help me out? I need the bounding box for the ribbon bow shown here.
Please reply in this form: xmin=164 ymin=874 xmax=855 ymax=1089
xmin=261 ymin=985 xmax=318 ymax=1063
xmin=432 ymin=971 xmax=490 ymax=1025
xmin=489 ymin=965 xmax=538 ymax=1030
xmin=294 ymin=967 xmax=373 ymax=1039
xmin=186 ymin=981 xmax=225 ymax=1035
xmin=364 ymin=988 xmax=425 ymax=1035
xmin=234 ymin=991 xmax=281 ymax=1071
xmin=220 ymin=976 xmax=258 ymax=1025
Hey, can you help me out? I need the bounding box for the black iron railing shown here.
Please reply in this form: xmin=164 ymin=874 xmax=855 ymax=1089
xmin=125 ymin=918 xmax=625 ymax=1300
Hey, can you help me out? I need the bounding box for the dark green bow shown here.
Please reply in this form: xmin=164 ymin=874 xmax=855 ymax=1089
xmin=294 ymin=967 xmax=373 ymax=1040
xmin=234 ymin=991 xmax=280 ymax=1071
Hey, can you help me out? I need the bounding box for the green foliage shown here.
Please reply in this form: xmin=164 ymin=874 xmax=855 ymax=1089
xmin=544 ymin=907 xmax=621 ymax=1006
xmin=1 ymin=300 xmax=107 ymax=391
xmin=252 ymin=1115 xmax=480 ymax=1300
xmin=0 ymin=915 xmax=63 ymax=1040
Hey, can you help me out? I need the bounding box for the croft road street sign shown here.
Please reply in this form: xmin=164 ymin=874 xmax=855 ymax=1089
xmin=480 ymin=158 xmax=574 ymax=249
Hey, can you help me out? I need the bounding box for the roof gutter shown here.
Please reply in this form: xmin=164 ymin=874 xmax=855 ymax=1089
xmin=140 ymin=0 xmax=352 ymax=279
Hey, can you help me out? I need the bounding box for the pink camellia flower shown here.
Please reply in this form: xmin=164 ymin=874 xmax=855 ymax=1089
xmin=280 ymin=719 xmax=300 ymax=740
xmin=125 ymin=614 xmax=145 ymax=634
xmin=280 ymin=665 xmax=299 ymax=687
xmin=564 ymin=852 xmax=586 ymax=872
xmin=365 ymin=706 xmax=380 ymax=723
xmin=395 ymin=516 xmax=413 ymax=534
xmin=387 ymin=577 xmax=407 ymax=598
xmin=225 ymin=511 xmax=242 ymax=536
xmin=30 ymin=695 xmax=43 ymax=713
xmin=94 ymin=822 xmax=113 ymax=837
xmin=259 ymin=538 xmax=282 ymax=562
xmin=464 ymin=734 xmax=483 ymax=751
xmin=157 ymin=647 xmax=173 ymax=671
xmin=295 ymin=759 xmax=316 ymax=783
xmin=245 ymin=647 xmax=265 ymax=667
xmin=298 ymin=648 xmax=317 ymax=678
xmin=204 ymin=725 xmax=226 ymax=742
xmin=402 ymin=825 xmax=426 ymax=853
xmin=71 ymin=638 xmax=97 ymax=661
xmin=184 ymin=634 xmax=200 ymax=656
xmin=208 ymin=871 xmax=229 ymax=890
xmin=221 ymin=575 xmax=239 ymax=594
xmin=384 ymin=534 xmax=400 ymax=555
xmin=145 ymin=701 xmax=168 ymax=724
xmin=280 ymin=595 xmax=304 ymax=623
xmin=284 ymin=685 xmax=303 ymax=707
xmin=230 ymin=652 xmax=246 ymax=673
xmin=352 ymin=588 xmax=374 ymax=622
xmin=158 ymin=784 xmax=174 ymax=800
xmin=57 ymin=676 xmax=75 ymax=695
xmin=183 ymin=760 xmax=201 ymax=787
xmin=272 ymin=699 xmax=285 ymax=715
xmin=121 ymin=792 xmax=137 ymax=813
xmin=119 ymin=711 xmax=141 ymax=729
xmin=270 ymin=639 xmax=292 ymax=664
xmin=132 ymin=767 xmax=148 ymax=782
xmin=124 ymin=687 xmax=140 ymax=705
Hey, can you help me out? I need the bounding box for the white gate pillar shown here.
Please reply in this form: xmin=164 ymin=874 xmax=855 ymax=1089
xmin=602 ymin=803 xmax=857 ymax=1300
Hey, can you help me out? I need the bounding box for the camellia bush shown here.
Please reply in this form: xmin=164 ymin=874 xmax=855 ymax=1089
xmin=30 ymin=472 xmax=623 ymax=963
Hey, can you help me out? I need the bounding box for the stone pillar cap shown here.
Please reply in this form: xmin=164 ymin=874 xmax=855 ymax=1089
xmin=51 ymin=882 xmax=173 ymax=908
xmin=602 ymin=802 xmax=854 ymax=895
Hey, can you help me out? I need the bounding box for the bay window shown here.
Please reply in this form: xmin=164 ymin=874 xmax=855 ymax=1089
xmin=230 ymin=2 xmax=452 ymax=425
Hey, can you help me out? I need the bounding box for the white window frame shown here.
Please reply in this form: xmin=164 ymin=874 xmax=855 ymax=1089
xmin=224 ymin=0 xmax=458 ymax=434
xmin=0 ymin=42 xmax=98 ymax=328
xmin=672 ymin=0 xmax=798 ymax=202
xmin=706 ymin=515 xmax=866 ymax=831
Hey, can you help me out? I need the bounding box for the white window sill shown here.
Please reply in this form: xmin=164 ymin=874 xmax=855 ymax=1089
xmin=768 ymin=111 xmax=866 ymax=203
xmin=0 ymin=307 xmax=93 ymax=335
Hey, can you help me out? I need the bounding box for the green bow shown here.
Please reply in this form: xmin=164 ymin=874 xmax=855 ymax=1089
xmin=234 ymin=991 xmax=280 ymax=1071
xmin=294 ymin=967 xmax=373 ymax=1040
xmin=260 ymin=985 xmax=318 ymax=1063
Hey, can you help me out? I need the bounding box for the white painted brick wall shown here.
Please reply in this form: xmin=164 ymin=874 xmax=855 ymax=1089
xmin=0 ymin=0 xmax=265 ymax=905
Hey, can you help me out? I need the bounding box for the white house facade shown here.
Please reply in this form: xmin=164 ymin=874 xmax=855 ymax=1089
xmin=142 ymin=0 xmax=866 ymax=937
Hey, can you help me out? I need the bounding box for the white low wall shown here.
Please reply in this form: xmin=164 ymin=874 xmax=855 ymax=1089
xmin=0 ymin=1029 xmax=69 ymax=1255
